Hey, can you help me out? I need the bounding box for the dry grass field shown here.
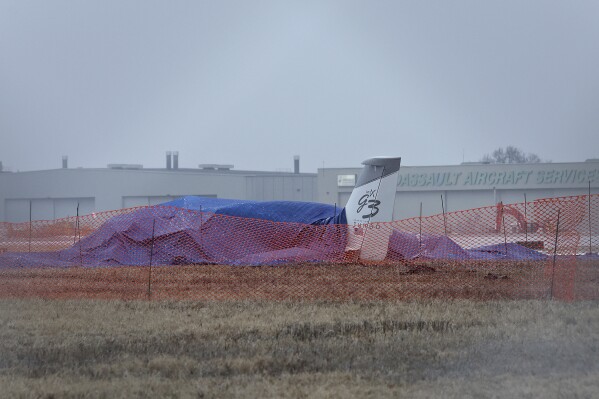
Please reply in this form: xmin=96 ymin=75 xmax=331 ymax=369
xmin=1 ymin=298 xmax=598 ymax=398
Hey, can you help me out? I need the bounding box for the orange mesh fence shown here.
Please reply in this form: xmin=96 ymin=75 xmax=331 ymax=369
xmin=0 ymin=195 xmax=597 ymax=301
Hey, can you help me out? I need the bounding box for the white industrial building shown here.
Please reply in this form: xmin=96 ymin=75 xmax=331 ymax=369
xmin=0 ymin=154 xmax=315 ymax=223
xmin=1 ymin=154 xmax=597 ymax=223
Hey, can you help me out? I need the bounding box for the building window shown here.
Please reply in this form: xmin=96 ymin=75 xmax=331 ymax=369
xmin=337 ymin=174 xmax=356 ymax=187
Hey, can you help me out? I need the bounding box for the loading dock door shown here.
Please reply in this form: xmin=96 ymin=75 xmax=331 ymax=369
xmin=53 ymin=198 xmax=95 ymax=219
xmin=4 ymin=200 xmax=29 ymax=223
xmin=31 ymin=199 xmax=54 ymax=221
xmin=122 ymin=195 xmax=217 ymax=209
xmin=4 ymin=198 xmax=95 ymax=222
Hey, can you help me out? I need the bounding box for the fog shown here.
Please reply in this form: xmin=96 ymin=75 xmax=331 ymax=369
xmin=1 ymin=0 xmax=598 ymax=172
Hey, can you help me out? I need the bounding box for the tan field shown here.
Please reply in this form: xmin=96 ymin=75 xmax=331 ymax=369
xmin=1 ymin=259 xmax=597 ymax=302
xmin=1 ymin=298 xmax=598 ymax=398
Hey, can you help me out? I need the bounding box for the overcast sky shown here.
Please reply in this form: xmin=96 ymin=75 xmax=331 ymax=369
xmin=1 ymin=0 xmax=598 ymax=172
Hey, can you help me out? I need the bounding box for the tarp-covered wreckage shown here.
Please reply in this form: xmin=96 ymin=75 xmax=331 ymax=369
xmin=0 ymin=196 xmax=547 ymax=267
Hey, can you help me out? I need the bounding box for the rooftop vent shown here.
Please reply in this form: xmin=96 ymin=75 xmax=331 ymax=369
xmin=107 ymin=164 xmax=143 ymax=170
xmin=199 ymin=164 xmax=234 ymax=171
xmin=173 ymin=151 xmax=179 ymax=169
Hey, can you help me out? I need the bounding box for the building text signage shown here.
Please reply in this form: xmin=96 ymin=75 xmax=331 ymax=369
xmin=397 ymin=168 xmax=599 ymax=188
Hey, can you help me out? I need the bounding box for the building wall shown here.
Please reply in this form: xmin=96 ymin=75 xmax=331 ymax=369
xmin=0 ymin=168 xmax=319 ymax=222
xmin=0 ymin=169 xmax=247 ymax=222
xmin=245 ymin=175 xmax=316 ymax=202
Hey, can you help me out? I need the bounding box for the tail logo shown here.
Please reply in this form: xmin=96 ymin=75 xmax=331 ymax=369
xmin=356 ymin=190 xmax=381 ymax=219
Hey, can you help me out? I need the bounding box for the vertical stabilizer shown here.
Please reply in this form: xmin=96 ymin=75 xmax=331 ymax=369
xmin=345 ymin=156 xmax=401 ymax=261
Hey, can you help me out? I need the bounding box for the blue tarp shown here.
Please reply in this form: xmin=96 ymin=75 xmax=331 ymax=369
xmin=468 ymin=242 xmax=548 ymax=261
xmin=577 ymin=252 xmax=599 ymax=260
xmin=387 ymin=230 xmax=548 ymax=261
xmin=161 ymin=196 xmax=347 ymax=225
xmin=387 ymin=230 xmax=470 ymax=260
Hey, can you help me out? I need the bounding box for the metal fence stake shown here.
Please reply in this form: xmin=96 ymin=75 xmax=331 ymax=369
xmin=28 ymin=200 xmax=32 ymax=253
xmin=589 ymin=181 xmax=592 ymax=254
xmin=334 ymin=202 xmax=337 ymax=223
xmin=502 ymin=206 xmax=508 ymax=256
xmin=419 ymin=202 xmax=423 ymax=252
xmin=77 ymin=203 xmax=83 ymax=267
xmin=441 ymin=195 xmax=447 ymax=236
xmin=550 ymin=209 xmax=561 ymax=300
xmin=148 ymin=218 xmax=156 ymax=298
xmin=524 ymin=193 xmax=528 ymax=243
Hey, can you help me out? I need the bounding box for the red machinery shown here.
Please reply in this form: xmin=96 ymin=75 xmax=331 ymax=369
xmin=495 ymin=201 xmax=536 ymax=233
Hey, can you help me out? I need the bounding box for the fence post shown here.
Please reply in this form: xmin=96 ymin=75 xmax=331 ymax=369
xmin=73 ymin=212 xmax=77 ymax=244
xmin=148 ymin=218 xmax=156 ymax=299
xmin=419 ymin=202 xmax=423 ymax=252
xmin=589 ymin=181 xmax=592 ymax=255
xmin=77 ymin=203 xmax=83 ymax=267
xmin=550 ymin=209 xmax=561 ymax=300
xmin=524 ymin=193 xmax=528 ymax=244
xmin=502 ymin=206 xmax=507 ymax=256
xmin=441 ymin=195 xmax=447 ymax=236
xmin=334 ymin=203 xmax=337 ymax=223
xmin=28 ymin=200 xmax=32 ymax=253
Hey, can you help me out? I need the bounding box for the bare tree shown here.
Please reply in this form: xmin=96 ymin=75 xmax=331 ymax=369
xmin=481 ymin=146 xmax=544 ymax=164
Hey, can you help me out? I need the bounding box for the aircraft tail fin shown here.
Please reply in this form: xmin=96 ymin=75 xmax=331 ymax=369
xmin=344 ymin=156 xmax=401 ymax=261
